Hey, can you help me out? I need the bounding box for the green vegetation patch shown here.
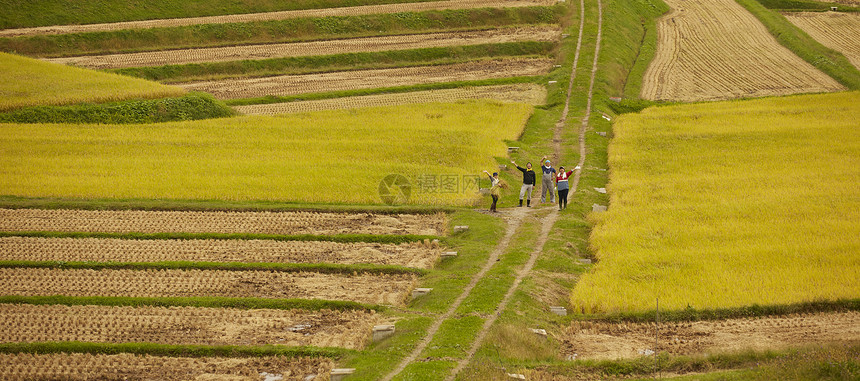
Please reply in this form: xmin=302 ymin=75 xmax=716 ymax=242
xmin=0 ymin=6 xmax=565 ymax=58
xmin=571 ymin=91 xmax=860 ymax=313
xmin=0 ymin=92 xmax=234 ymax=124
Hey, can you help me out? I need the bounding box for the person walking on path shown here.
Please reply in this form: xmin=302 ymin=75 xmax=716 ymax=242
xmin=555 ymin=165 xmax=575 ymax=210
xmin=511 ymin=160 xmax=535 ymax=207
xmin=483 ymin=170 xmax=501 ymax=212
xmin=540 ymin=156 xmax=556 ymax=203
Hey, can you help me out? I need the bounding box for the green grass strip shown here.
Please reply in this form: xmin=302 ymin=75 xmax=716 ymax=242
xmin=111 ymin=41 xmax=556 ymax=83
xmin=0 ymin=7 xmax=565 ymax=58
xmin=0 ymin=231 xmax=438 ymax=244
xmin=0 ymin=92 xmax=235 ymax=124
xmin=0 ymin=260 xmax=427 ymax=276
xmin=0 ymin=294 xmax=382 ymax=312
xmin=0 ymin=195 xmax=455 ymax=214
xmin=226 ymin=75 xmax=544 ymax=106
xmin=573 ymin=299 xmax=860 ymax=323
xmin=0 ymin=341 xmax=351 ymax=359
xmin=0 ymin=0 xmax=443 ymax=29
xmin=736 ymin=0 xmax=860 ymax=89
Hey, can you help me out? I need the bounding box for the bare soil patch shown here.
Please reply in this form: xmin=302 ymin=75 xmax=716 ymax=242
xmin=0 ymin=353 xmax=333 ymax=381
xmin=0 ymin=268 xmax=417 ymax=306
xmin=235 ymin=84 xmax=547 ymax=114
xmin=563 ymin=311 xmax=860 ymax=360
xmin=0 ymin=303 xmax=381 ymax=349
xmin=0 ymin=0 xmax=555 ymax=38
xmin=0 ymin=236 xmax=441 ymax=268
xmin=0 ymin=208 xmax=447 ymax=236
xmin=47 ymin=26 xmax=560 ymax=69
xmin=180 ymin=58 xmax=553 ymax=99
xmin=785 ymin=12 xmax=860 ymax=70
xmin=641 ymin=0 xmax=843 ymax=102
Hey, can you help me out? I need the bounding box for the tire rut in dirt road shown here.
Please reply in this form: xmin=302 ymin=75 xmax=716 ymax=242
xmin=380 ymin=209 xmax=527 ymax=381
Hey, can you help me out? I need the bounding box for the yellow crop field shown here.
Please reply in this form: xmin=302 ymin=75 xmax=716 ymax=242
xmin=0 ymin=100 xmax=531 ymax=205
xmin=571 ymin=91 xmax=860 ymax=313
xmin=0 ymin=52 xmax=185 ymax=112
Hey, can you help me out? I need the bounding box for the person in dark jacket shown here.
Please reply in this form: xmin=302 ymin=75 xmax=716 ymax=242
xmin=510 ymin=160 xmax=535 ymax=207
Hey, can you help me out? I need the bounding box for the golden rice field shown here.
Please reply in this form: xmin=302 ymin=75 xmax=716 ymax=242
xmin=571 ymin=91 xmax=860 ymax=313
xmin=0 ymin=100 xmax=532 ymax=205
xmin=0 ymin=52 xmax=185 ymax=111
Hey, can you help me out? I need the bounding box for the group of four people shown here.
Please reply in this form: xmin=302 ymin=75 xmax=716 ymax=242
xmin=483 ymin=156 xmax=577 ymax=212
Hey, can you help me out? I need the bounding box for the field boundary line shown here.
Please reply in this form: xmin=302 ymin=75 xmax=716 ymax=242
xmin=380 ymin=211 xmax=526 ymax=381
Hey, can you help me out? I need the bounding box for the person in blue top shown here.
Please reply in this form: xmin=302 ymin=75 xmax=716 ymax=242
xmin=540 ymin=156 xmax=556 ymax=203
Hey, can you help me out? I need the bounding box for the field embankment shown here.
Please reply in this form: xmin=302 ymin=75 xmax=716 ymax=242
xmin=571 ymin=91 xmax=860 ymax=313
xmin=640 ymin=0 xmax=843 ymax=101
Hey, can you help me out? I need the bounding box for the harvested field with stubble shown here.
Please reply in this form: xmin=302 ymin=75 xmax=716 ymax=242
xmin=641 ymin=0 xmax=843 ymax=101
xmin=563 ymin=311 xmax=860 ymax=360
xmin=0 ymin=209 xmax=446 ymax=236
xmin=180 ymin=58 xmax=553 ymax=99
xmin=0 ymin=237 xmax=441 ymax=268
xmin=0 ymin=353 xmax=334 ymax=381
xmin=0 ymin=0 xmax=555 ymax=38
xmin=0 ymin=304 xmax=381 ymax=349
xmin=46 ymin=27 xmax=560 ymax=70
xmin=235 ymin=84 xmax=547 ymax=114
xmin=785 ymin=12 xmax=860 ymax=70
xmin=0 ymin=268 xmax=417 ymax=306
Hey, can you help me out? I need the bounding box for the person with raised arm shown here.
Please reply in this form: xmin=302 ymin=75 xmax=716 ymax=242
xmin=540 ymin=156 xmax=556 ymax=204
xmin=482 ymin=170 xmax=501 ymax=212
xmin=510 ymin=159 xmax=535 ymax=207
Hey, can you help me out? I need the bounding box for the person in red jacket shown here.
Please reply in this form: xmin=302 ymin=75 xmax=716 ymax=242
xmin=555 ymin=165 xmax=574 ymax=210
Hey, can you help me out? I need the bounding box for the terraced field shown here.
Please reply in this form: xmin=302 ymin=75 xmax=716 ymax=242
xmin=235 ymin=83 xmax=547 ymax=114
xmin=564 ymin=311 xmax=860 ymax=360
xmin=0 ymin=237 xmax=441 ymax=268
xmin=47 ymin=26 xmax=560 ymax=69
xmin=180 ymin=58 xmax=553 ymax=99
xmin=0 ymin=0 xmax=555 ymax=38
xmin=0 ymin=353 xmax=333 ymax=381
xmin=0 ymin=268 xmax=417 ymax=305
xmin=641 ymin=0 xmax=843 ymax=101
xmin=0 ymin=208 xmax=446 ymax=236
xmin=785 ymin=12 xmax=860 ymax=70
xmin=0 ymin=304 xmax=379 ymax=349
